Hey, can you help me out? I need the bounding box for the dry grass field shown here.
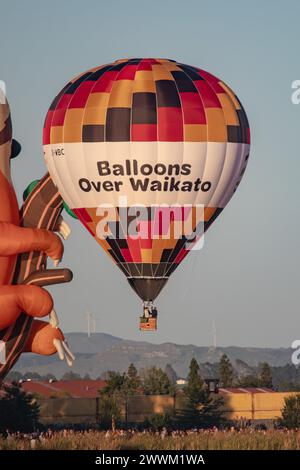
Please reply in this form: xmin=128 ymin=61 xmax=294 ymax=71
xmin=1 ymin=429 xmax=300 ymax=450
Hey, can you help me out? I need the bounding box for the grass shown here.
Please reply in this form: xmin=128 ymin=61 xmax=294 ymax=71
xmin=1 ymin=429 xmax=300 ymax=450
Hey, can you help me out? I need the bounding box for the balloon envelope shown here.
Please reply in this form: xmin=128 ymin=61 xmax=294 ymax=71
xmin=43 ymin=58 xmax=250 ymax=302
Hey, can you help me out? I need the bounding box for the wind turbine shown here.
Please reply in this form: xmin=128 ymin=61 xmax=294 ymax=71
xmin=212 ymin=319 xmax=217 ymax=350
xmin=85 ymin=312 xmax=99 ymax=337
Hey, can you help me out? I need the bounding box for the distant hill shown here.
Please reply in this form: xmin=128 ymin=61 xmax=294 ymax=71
xmin=11 ymin=332 xmax=294 ymax=379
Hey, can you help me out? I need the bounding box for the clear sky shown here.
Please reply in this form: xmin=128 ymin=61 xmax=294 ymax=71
xmin=1 ymin=0 xmax=299 ymax=347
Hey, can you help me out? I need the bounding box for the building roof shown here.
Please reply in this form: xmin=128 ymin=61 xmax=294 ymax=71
xmin=219 ymin=387 xmax=275 ymax=394
xmin=2 ymin=381 xmax=275 ymax=398
xmin=20 ymin=380 xmax=107 ymax=398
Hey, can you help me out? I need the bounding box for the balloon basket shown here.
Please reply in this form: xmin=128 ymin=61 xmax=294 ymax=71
xmin=139 ymin=302 xmax=158 ymax=331
xmin=139 ymin=316 xmax=157 ymax=331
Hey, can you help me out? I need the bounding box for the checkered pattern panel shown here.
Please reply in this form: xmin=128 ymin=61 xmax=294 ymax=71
xmin=72 ymin=205 xmax=223 ymax=278
xmin=43 ymin=58 xmax=250 ymax=145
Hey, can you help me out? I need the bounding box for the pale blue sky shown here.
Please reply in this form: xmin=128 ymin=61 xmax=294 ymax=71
xmin=1 ymin=0 xmax=299 ymax=347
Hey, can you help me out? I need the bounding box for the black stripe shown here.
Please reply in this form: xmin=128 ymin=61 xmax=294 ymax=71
xmin=156 ymin=80 xmax=181 ymax=107
xmin=142 ymin=264 xmax=154 ymax=277
xmin=132 ymin=93 xmax=157 ymax=124
xmin=127 ymin=58 xmax=142 ymax=64
xmin=65 ymin=72 xmax=92 ymax=94
xmin=204 ymin=208 xmax=223 ymax=231
xmin=237 ymin=109 xmax=249 ymax=143
xmin=227 ymin=125 xmax=242 ymax=143
xmin=178 ymin=64 xmax=203 ymax=81
xmin=106 ymin=108 xmax=131 ymax=141
xmin=89 ymin=65 xmax=114 ymax=81
xmin=109 ymin=62 xmax=129 ymax=71
xmin=49 ymin=82 xmax=71 ymax=110
xmin=126 ymin=263 xmax=142 ymax=277
xmin=82 ymin=125 xmax=105 ymax=142
xmin=171 ymin=71 xmax=197 ymax=92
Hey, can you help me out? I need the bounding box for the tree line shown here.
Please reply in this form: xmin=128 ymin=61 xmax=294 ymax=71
xmin=7 ymin=354 xmax=300 ymax=392
xmin=1 ymin=357 xmax=300 ymax=432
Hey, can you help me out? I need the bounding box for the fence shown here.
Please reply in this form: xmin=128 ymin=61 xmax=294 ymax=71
xmin=37 ymin=392 xmax=299 ymax=425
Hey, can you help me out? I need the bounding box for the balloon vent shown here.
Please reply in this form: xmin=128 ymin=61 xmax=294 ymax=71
xmin=128 ymin=278 xmax=167 ymax=302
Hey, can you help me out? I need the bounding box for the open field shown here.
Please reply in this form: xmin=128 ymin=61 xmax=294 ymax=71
xmin=1 ymin=429 xmax=300 ymax=450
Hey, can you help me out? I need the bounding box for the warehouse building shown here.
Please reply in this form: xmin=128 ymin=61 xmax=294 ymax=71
xmin=12 ymin=379 xmax=297 ymax=425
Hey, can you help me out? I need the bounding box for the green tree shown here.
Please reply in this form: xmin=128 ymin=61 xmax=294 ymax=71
xmin=127 ymin=363 xmax=138 ymax=379
xmin=124 ymin=363 xmax=140 ymax=395
xmin=279 ymin=394 xmax=300 ymax=428
xmin=277 ymin=381 xmax=300 ymax=392
xmin=259 ymin=362 xmax=273 ymax=388
xmin=98 ymin=372 xmax=125 ymax=429
xmin=142 ymin=367 xmax=174 ymax=395
xmin=23 ymin=372 xmax=42 ymax=381
xmin=147 ymin=413 xmax=171 ymax=430
xmin=101 ymin=371 xmax=125 ymax=395
xmin=101 ymin=368 xmax=141 ymax=399
xmin=179 ymin=358 xmax=225 ymax=428
xmin=98 ymin=394 xmax=121 ymax=429
xmin=184 ymin=358 xmax=205 ymax=407
xmin=219 ymin=354 xmax=234 ymax=387
xmin=165 ymin=364 xmax=178 ymax=384
xmin=0 ymin=382 xmax=39 ymax=433
xmin=99 ymin=370 xmax=116 ymax=381
xmin=43 ymin=373 xmax=57 ymax=381
xmin=61 ymin=371 xmax=82 ymax=380
xmin=6 ymin=371 xmax=23 ymax=382
xmin=98 ymin=367 xmax=141 ymax=429
xmin=238 ymin=375 xmax=260 ymax=387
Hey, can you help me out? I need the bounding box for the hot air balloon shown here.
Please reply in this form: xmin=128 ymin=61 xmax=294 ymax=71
xmin=43 ymin=58 xmax=250 ymax=331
